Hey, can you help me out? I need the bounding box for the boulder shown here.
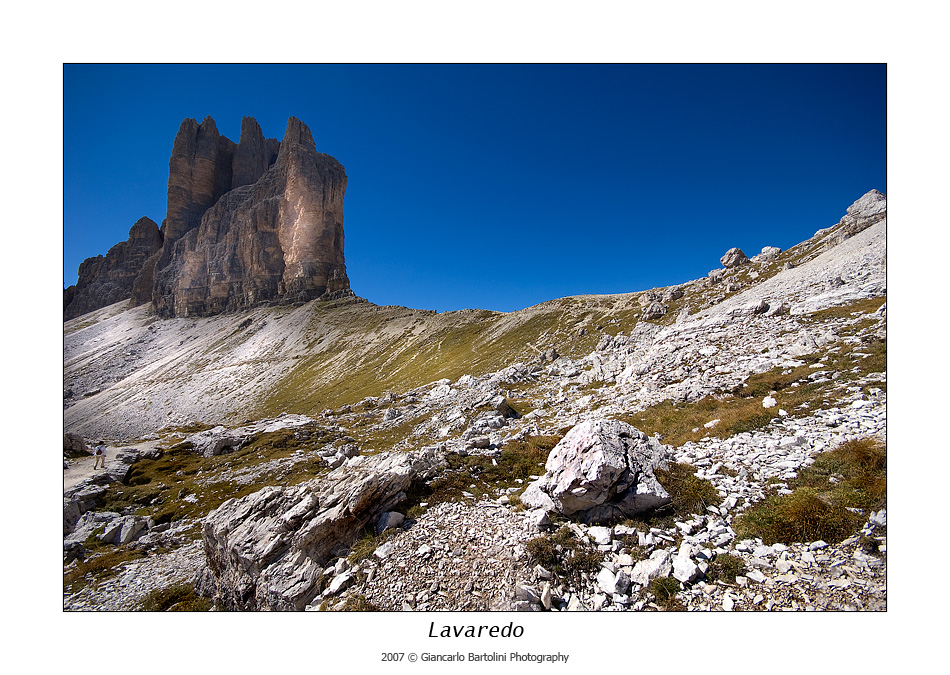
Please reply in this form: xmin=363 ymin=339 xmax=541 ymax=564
xmin=186 ymin=426 xmax=253 ymax=457
xmin=720 ymin=247 xmax=750 ymax=268
xmin=104 ymin=446 xmax=162 ymax=484
xmin=751 ymin=246 xmax=782 ymax=263
xmin=630 ymin=548 xmax=673 ymax=585
xmin=376 ymin=511 xmax=405 ymax=534
xmin=672 ymin=542 xmax=700 ymax=583
xmin=520 ymin=419 xmax=672 ymax=523
xmin=64 ymin=433 xmax=89 ymax=458
xmin=195 ymin=447 xmax=445 ymax=610
xmin=63 ymin=473 xmax=112 ymax=534
xmin=641 ymin=302 xmax=668 ymax=321
xmin=662 ymin=286 xmax=684 ymax=302
xmin=818 ymin=190 xmax=887 ymax=252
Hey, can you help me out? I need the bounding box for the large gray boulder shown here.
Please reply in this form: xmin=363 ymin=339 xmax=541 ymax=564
xmin=521 ymin=419 xmax=672 ymax=523
xmin=195 ymin=446 xmax=445 ymax=611
xmin=720 ymin=247 xmax=750 ymax=268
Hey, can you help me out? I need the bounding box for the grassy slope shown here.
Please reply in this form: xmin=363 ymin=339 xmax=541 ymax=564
xmin=251 ymin=294 xmax=650 ymax=418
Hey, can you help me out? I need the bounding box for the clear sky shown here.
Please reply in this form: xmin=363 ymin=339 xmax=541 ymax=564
xmin=64 ymin=64 xmax=886 ymax=313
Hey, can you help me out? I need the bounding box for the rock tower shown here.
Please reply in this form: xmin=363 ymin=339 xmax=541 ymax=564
xmin=65 ymin=116 xmax=353 ymax=319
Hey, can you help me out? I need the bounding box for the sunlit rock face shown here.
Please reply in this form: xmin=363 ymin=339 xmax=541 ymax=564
xmin=152 ymin=115 xmax=351 ymax=317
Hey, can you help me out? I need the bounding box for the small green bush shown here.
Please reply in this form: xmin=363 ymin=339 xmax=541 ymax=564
xmin=647 ymin=577 xmax=683 ymax=611
xmin=706 ymin=553 xmax=746 ymax=583
xmin=525 ymin=526 xmax=604 ymax=585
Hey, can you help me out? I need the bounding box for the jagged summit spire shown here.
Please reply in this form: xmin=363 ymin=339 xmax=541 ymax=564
xmin=280 ymin=116 xmax=316 ymax=153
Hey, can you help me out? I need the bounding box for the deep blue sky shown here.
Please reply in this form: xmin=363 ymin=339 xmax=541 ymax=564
xmin=64 ymin=64 xmax=886 ymax=313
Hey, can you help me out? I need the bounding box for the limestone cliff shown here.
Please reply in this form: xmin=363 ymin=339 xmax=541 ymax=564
xmin=65 ymin=115 xmax=352 ymax=320
xmin=152 ymin=116 xmax=351 ymax=317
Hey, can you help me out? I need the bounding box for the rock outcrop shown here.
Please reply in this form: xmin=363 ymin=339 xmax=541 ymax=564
xmin=816 ymin=189 xmax=887 ymax=252
xmin=195 ymin=447 xmax=445 ymax=611
xmin=64 ymin=217 xmax=163 ymax=320
xmin=66 ymin=116 xmax=353 ymax=321
xmin=720 ymin=247 xmax=750 ymax=268
xmin=521 ymin=419 xmax=672 ymax=523
xmin=153 ymin=116 xmax=351 ymax=317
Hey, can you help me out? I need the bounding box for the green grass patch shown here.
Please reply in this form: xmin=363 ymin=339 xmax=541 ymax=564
xmin=733 ymin=488 xmax=862 ymax=546
xmin=788 ymin=437 xmax=886 ymax=510
xmin=705 ymin=553 xmax=746 ymax=584
xmin=348 ymin=526 xmax=399 ymax=565
xmin=525 ymin=526 xmax=605 ymax=586
xmin=138 ymin=583 xmax=213 ymax=611
xmin=99 ymin=427 xmax=336 ymax=525
xmin=646 ymin=576 xmax=684 ymax=611
xmin=404 ymin=435 xmax=560 ymax=514
xmin=64 ymin=547 xmax=147 ymax=594
xmin=654 ymin=462 xmax=721 ymax=516
xmin=735 ymin=436 xmax=885 ymax=545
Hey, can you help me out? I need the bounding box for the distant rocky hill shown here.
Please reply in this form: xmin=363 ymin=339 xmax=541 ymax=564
xmin=64 ymin=116 xmax=352 ymax=320
xmin=64 ymin=217 xmax=163 ymax=321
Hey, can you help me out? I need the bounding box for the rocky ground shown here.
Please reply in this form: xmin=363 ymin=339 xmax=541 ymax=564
xmin=64 ymin=192 xmax=887 ymax=612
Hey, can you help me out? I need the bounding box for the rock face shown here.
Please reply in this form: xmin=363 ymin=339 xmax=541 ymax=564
xmin=153 ymin=116 xmax=352 ymax=317
xmin=64 ymin=217 xmax=163 ymax=320
xmin=66 ymin=116 xmax=352 ymax=321
xmin=521 ymin=419 xmax=672 ymax=523
xmin=195 ymin=447 xmax=445 ymax=611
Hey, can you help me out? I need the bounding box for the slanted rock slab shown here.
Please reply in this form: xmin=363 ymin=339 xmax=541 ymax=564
xmin=195 ymin=446 xmax=445 ymax=611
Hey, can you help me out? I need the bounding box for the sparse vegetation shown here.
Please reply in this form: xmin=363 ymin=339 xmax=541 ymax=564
xmin=646 ymin=576 xmax=684 ymax=610
xmin=734 ymin=488 xmax=862 ymax=545
xmin=138 ymin=583 xmax=213 ymax=611
xmin=404 ymin=435 xmax=560 ymax=514
xmin=654 ymin=462 xmax=721 ymax=516
xmin=99 ymin=427 xmax=334 ymax=525
xmin=525 ymin=526 xmax=605 ymax=586
xmin=64 ymin=548 xmax=147 ymax=594
xmin=734 ymin=436 xmax=885 ymax=545
xmin=325 ymin=594 xmax=381 ymax=611
xmin=705 ymin=553 xmax=746 ymax=584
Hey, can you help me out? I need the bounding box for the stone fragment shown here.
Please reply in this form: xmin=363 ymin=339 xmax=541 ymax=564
xmin=376 ymin=511 xmax=405 ymax=534
xmin=672 ymin=543 xmax=700 ymax=583
xmin=630 ymin=549 xmax=673 ymax=585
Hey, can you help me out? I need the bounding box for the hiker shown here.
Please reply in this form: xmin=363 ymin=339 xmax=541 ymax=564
xmin=93 ymin=442 xmax=107 ymax=469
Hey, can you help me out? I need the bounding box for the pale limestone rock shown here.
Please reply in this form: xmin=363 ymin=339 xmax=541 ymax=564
xmin=521 ymin=419 xmax=671 ymax=523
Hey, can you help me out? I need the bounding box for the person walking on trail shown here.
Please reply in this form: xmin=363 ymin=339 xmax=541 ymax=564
xmin=93 ymin=442 xmax=107 ymax=469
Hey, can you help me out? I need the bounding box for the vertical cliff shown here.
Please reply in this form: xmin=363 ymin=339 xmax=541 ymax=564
xmin=151 ymin=116 xmax=351 ymax=317
xmin=66 ymin=116 xmax=353 ymax=320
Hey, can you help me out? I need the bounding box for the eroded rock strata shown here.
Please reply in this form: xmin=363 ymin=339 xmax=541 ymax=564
xmin=66 ymin=116 xmax=352 ymax=320
xmin=64 ymin=217 xmax=163 ymax=320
